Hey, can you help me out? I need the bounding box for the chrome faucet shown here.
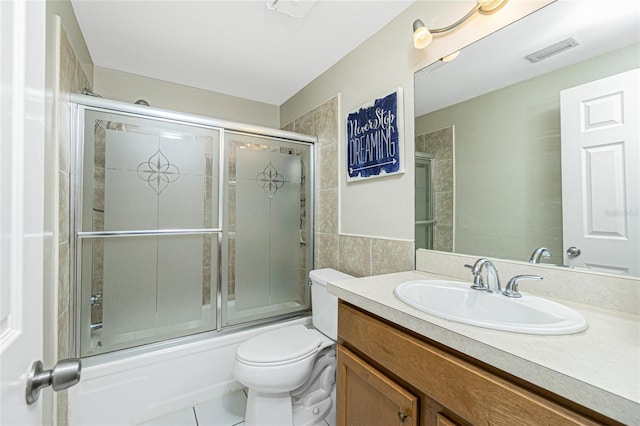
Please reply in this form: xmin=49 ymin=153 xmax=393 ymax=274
xmin=503 ymin=275 xmax=543 ymax=298
xmin=529 ymin=247 xmax=552 ymax=264
xmin=466 ymin=258 xmax=501 ymax=293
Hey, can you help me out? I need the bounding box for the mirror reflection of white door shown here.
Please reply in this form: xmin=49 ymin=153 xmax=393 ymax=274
xmin=0 ymin=0 xmax=47 ymax=423
xmin=560 ymin=68 xmax=639 ymax=275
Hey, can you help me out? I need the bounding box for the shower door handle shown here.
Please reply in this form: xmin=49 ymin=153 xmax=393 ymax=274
xmin=25 ymin=358 xmax=82 ymax=404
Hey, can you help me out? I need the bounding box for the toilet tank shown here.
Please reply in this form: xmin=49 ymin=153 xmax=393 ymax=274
xmin=309 ymin=268 xmax=354 ymax=340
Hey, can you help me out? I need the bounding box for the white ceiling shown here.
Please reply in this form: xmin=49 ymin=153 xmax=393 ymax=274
xmin=415 ymin=0 xmax=640 ymax=116
xmin=71 ymin=0 xmax=415 ymax=106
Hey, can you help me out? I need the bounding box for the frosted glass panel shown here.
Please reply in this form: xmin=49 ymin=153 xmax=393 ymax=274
xmin=80 ymin=234 xmax=217 ymax=357
xmin=82 ymin=110 xmax=219 ymax=232
xmin=235 ymin=150 xmax=301 ymax=310
xmin=223 ymin=133 xmax=312 ymax=326
xmin=78 ymin=108 xmax=220 ymax=357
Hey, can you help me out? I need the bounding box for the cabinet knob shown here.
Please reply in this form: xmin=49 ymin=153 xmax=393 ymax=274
xmin=397 ymin=411 xmax=408 ymax=423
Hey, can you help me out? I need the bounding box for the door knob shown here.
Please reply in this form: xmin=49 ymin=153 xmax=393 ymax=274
xmin=566 ymin=246 xmax=581 ymax=258
xmin=25 ymin=358 xmax=82 ymax=404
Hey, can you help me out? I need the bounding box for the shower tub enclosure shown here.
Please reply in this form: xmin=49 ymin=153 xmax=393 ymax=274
xmin=68 ymin=95 xmax=315 ymax=424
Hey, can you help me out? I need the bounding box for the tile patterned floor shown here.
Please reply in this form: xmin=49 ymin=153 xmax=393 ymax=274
xmin=139 ymin=389 xmax=333 ymax=426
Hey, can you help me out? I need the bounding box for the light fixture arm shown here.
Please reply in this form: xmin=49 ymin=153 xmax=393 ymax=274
xmin=428 ymin=3 xmax=481 ymax=34
xmin=413 ymin=0 xmax=508 ymax=50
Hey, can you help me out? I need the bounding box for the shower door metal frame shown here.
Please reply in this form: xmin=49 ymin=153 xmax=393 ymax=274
xmin=69 ymin=94 xmax=316 ymax=358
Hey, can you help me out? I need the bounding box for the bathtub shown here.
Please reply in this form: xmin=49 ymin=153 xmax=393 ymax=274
xmin=68 ymin=316 xmax=311 ymax=425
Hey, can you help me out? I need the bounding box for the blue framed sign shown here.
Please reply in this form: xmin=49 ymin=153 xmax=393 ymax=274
xmin=346 ymin=89 xmax=403 ymax=181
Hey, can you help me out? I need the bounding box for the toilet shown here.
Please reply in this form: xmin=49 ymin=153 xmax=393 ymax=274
xmin=233 ymin=268 xmax=353 ymax=426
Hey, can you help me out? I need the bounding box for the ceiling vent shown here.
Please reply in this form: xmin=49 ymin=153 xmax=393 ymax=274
xmin=525 ymin=38 xmax=580 ymax=63
xmin=266 ymin=0 xmax=318 ymax=19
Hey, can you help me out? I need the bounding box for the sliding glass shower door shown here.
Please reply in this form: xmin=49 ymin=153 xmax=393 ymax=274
xmin=222 ymin=132 xmax=313 ymax=326
xmin=77 ymin=109 xmax=221 ymax=357
xmin=73 ymin=99 xmax=315 ymax=357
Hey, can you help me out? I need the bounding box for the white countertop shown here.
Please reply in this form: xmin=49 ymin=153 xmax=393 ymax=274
xmin=328 ymin=270 xmax=640 ymax=426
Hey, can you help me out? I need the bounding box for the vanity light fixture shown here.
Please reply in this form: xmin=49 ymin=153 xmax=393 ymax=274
xmin=413 ymin=0 xmax=508 ymax=50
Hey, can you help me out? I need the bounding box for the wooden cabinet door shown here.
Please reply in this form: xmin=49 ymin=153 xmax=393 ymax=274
xmin=436 ymin=413 xmax=460 ymax=426
xmin=337 ymin=345 xmax=418 ymax=426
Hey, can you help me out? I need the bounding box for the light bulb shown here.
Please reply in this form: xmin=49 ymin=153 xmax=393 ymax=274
xmin=413 ymin=19 xmax=432 ymax=49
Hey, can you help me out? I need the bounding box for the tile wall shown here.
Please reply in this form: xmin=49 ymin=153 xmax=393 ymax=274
xmin=283 ymin=96 xmax=414 ymax=277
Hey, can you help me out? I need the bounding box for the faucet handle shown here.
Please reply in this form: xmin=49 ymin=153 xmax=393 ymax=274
xmin=464 ymin=264 xmax=486 ymax=290
xmin=502 ymin=275 xmax=543 ymax=298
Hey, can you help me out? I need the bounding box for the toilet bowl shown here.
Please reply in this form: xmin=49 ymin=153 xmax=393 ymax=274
xmin=233 ymin=268 xmax=353 ymax=426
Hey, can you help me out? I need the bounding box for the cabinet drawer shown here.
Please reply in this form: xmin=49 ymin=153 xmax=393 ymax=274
xmin=338 ymin=302 xmax=604 ymax=426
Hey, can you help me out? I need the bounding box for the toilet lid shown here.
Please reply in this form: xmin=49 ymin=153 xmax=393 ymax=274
xmin=236 ymin=325 xmax=322 ymax=364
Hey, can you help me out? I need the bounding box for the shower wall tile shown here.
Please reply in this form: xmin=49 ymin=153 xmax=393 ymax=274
xmin=316 ymin=233 xmax=339 ymax=270
xmin=94 ymin=124 xmax=106 ymax=169
xmin=314 ymin=96 xmax=338 ymax=145
xmin=371 ymin=239 xmax=414 ymax=276
xmin=434 ymin=225 xmax=454 ymax=252
xmin=434 ymin=159 xmax=453 ymax=194
xmin=58 ymin=170 xmax=69 ymax=244
xmin=59 ymin=27 xmax=74 ymax=100
xmin=294 ymin=111 xmax=314 ymax=136
xmin=57 ymin=306 xmax=70 ymax=359
xmin=57 ymin=390 xmax=68 ymax=426
xmin=338 ymin=235 xmax=371 ymax=277
xmin=58 ymin=92 xmax=71 ymax=173
xmin=415 ymin=134 xmax=425 ymax=152
xmin=58 ymin=242 xmax=70 ymax=315
xmin=319 ymin=142 xmax=338 ymax=190
xmin=317 ymin=188 xmax=338 ymax=234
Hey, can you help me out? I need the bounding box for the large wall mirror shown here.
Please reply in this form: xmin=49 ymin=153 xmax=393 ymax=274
xmin=414 ymin=0 xmax=639 ymax=277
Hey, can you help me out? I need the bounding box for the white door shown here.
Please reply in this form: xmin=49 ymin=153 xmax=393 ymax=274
xmin=561 ymin=68 xmax=640 ymax=275
xmin=1 ymin=0 xmax=47 ymax=424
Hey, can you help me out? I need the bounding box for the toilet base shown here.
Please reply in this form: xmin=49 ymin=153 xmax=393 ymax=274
xmin=243 ymin=388 xmax=334 ymax=426
xmin=244 ymin=391 xmax=294 ymax=426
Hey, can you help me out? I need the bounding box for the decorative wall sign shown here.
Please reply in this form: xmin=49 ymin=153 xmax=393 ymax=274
xmin=346 ymin=89 xmax=403 ymax=181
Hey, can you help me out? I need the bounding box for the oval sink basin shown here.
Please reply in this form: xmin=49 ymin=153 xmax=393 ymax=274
xmin=394 ymin=280 xmax=588 ymax=335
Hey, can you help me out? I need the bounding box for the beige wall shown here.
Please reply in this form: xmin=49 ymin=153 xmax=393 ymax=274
xmin=93 ymin=66 xmax=280 ymax=128
xmin=415 ymin=43 xmax=639 ymax=263
xmin=281 ymin=1 xmax=552 ymax=242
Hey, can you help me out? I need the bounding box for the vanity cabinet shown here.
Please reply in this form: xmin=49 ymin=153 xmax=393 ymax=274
xmin=336 ymin=302 xmax=615 ymax=426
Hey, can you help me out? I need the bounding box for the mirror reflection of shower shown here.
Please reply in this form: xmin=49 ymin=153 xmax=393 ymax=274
xmin=72 ymin=97 xmax=314 ymax=357
xmin=415 ymin=154 xmax=435 ymax=250
xmin=415 ymin=125 xmax=455 ymax=252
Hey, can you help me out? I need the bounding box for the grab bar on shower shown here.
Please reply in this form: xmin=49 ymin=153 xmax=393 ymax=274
xmin=77 ymin=228 xmax=222 ymax=239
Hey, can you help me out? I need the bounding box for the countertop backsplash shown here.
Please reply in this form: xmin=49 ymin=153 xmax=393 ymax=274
xmin=415 ymin=249 xmax=640 ymax=315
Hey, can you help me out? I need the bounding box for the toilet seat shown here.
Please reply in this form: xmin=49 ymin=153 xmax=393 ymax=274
xmin=236 ymin=325 xmax=322 ymax=366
